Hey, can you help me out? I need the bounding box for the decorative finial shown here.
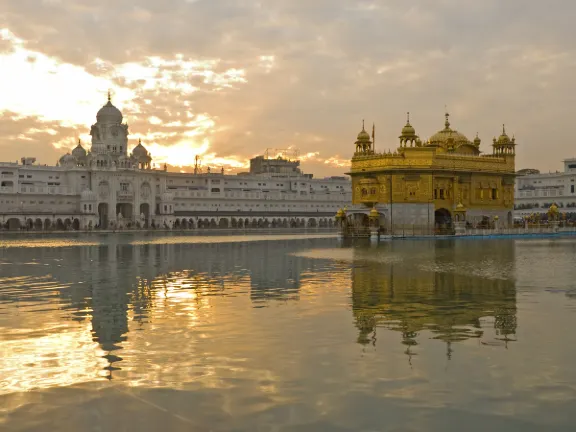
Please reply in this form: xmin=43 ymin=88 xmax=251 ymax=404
xmin=138 ymin=138 xmax=142 ymax=145
xmin=107 ymin=90 xmax=111 ymax=102
xmin=407 ymin=111 xmax=410 ymax=124
xmin=362 ymin=119 xmax=365 ymax=131
xmin=444 ymin=111 xmax=450 ymax=129
xmin=78 ymin=138 xmax=81 ymax=145
xmin=502 ymin=124 xmax=506 ymax=134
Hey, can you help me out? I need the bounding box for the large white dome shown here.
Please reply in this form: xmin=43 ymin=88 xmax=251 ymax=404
xmin=96 ymin=100 xmax=123 ymax=123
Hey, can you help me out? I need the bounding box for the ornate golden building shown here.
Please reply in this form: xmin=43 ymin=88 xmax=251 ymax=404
xmin=343 ymin=113 xmax=517 ymax=233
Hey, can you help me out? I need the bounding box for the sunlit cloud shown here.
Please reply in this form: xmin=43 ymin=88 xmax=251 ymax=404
xmin=0 ymin=29 xmax=134 ymax=126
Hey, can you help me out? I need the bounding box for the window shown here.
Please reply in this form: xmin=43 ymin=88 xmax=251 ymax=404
xmin=439 ymin=189 xmax=445 ymax=199
xmin=492 ymin=188 xmax=498 ymax=200
xmin=120 ymin=182 xmax=129 ymax=191
xmin=572 ymin=185 xmax=575 ymax=194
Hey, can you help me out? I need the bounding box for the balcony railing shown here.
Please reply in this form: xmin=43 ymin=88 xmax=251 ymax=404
xmin=117 ymin=191 xmax=134 ymax=200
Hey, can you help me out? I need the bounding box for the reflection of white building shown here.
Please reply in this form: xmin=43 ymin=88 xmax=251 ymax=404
xmin=514 ymin=159 xmax=576 ymax=217
xmin=0 ymin=97 xmax=351 ymax=230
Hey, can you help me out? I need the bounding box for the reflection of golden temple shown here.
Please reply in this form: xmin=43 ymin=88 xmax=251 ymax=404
xmin=340 ymin=113 xmax=517 ymax=237
xmin=351 ymin=241 xmax=517 ymax=359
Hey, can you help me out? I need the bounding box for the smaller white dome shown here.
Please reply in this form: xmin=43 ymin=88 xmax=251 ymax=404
xmin=132 ymin=140 xmax=149 ymax=158
xmin=72 ymin=141 xmax=86 ymax=159
xmin=59 ymin=153 xmax=76 ymax=165
xmin=81 ymin=189 xmax=97 ymax=201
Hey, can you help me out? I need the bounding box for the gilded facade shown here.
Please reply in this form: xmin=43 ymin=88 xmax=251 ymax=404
xmin=342 ymin=113 xmax=516 ymax=233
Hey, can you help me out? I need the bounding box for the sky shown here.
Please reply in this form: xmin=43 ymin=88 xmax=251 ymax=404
xmin=1 ymin=0 xmax=575 ymax=176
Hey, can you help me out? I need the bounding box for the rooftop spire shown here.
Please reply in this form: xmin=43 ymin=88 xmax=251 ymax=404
xmin=362 ymin=119 xmax=365 ymax=131
xmin=407 ymin=111 xmax=410 ymax=124
xmin=107 ymin=90 xmax=111 ymax=103
xmin=444 ymin=111 xmax=450 ymax=129
xmin=502 ymin=124 xmax=506 ymax=134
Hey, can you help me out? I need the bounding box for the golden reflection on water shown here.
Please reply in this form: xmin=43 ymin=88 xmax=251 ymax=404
xmin=0 ymin=323 xmax=107 ymax=394
xmin=0 ymin=238 xmax=101 ymax=248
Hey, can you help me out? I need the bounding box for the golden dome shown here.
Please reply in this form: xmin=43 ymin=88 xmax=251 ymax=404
xmin=497 ymin=124 xmax=511 ymax=144
xmin=369 ymin=207 xmax=379 ymax=217
xmin=400 ymin=112 xmax=416 ymax=137
xmin=335 ymin=208 xmax=345 ymax=218
xmin=357 ymin=129 xmax=371 ymax=142
xmin=473 ymin=133 xmax=481 ymax=146
xmin=427 ymin=112 xmax=471 ymax=148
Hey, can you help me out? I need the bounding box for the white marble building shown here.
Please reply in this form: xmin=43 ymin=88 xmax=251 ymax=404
xmin=0 ymin=97 xmax=351 ymax=230
xmin=514 ymin=159 xmax=576 ymax=217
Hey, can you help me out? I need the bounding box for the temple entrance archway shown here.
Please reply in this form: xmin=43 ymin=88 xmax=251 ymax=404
xmin=434 ymin=208 xmax=452 ymax=232
xmin=7 ymin=218 xmax=20 ymax=230
xmin=34 ymin=218 xmax=43 ymax=230
xmin=116 ymin=203 xmax=133 ymax=220
xmin=98 ymin=203 xmax=109 ymax=229
xmin=72 ymin=219 xmax=80 ymax=230
xmin=140 ymin=203 xmax=150 ymax=228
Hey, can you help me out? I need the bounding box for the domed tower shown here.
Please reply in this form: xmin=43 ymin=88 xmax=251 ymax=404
xmin=90 ymin=92 xmax=129 ymax=159
xmin=354 ymin=121 xmax=373 ymax=155
xmin=399 ymin=112 xmax=419 ymax=148
xmin=473 ymin=132 xmax=481 ymax=148
xmin=131 ymin=139 xmax=152 ymax=169
xmin=59 ymin=153 xmax=77 ymax=168
xmin=72 ymin=139 xmax=87 ymax=166
xmin=492 ymin=125 xmax=516 ymax=156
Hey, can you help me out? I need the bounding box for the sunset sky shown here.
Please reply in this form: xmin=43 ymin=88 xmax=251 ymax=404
xmin=1 ymin=0 xmax=575 ymax=176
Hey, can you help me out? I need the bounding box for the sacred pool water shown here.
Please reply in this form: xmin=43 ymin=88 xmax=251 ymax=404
xmin=1 ymin=233 xmax=575 ymax=431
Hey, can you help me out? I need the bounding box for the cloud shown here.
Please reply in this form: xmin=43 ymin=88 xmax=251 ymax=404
xmin=1 ymin=0 xmax=576 ymax=175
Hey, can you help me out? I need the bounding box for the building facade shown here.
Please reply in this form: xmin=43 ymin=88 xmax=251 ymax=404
xmin=514 ymin=160 xmax=576 ymax=219
xmin=342 ymin=113 xmax=517 ymax=233
xmin=0 ymin=97 xmax=351 ymax=231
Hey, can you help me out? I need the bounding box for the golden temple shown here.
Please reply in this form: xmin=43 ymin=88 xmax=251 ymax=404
xmin=338 ymin=112 xmax=517 ymax=235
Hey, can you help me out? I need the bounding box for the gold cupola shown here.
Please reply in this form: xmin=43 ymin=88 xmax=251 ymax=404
xmin=355 ymin=120 xmax=373 ymax=155
xmin=492 ymin=124 xmax=516 ymax=156
xmin=399 ymin=112 xmax=419 ymax=147
xmin=473 ymin=132 xmax=481 ymax=147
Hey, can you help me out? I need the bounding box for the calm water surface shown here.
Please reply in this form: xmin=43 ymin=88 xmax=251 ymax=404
xmin=1 ymin=233 xmax=576 ymax=431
